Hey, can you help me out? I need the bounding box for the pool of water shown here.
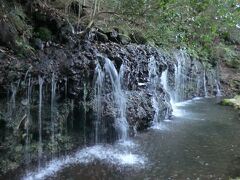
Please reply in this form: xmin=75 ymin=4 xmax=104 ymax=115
xmin=3 ymin=98 xmax=240 ymax=180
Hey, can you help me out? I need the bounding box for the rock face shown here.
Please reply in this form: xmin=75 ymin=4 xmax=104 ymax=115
xmin=0 ymin=28 xmax=221 ymax=174
xmin=0 ymin=30 xmax=221 ymax=136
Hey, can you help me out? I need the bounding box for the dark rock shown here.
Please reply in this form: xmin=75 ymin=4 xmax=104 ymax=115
xmin=0 ymin=20 xmax=17 ymax=49
xmin=129 ymin=31 xmax=147 ymax=44
xmin=112 ymin=56 xmax=123 ymax=70
xmin=118 ymin=34 xmax=130 ymax=45
xmin=34 ymin=38 xmax=44 ymax=50
xmin=95 ymin=31 xmax=109 ymax=43
xmin=106 ymin=29 xmax=119 ymax=43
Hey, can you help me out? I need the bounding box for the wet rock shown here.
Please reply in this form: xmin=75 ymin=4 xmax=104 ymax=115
xmin=129 ymin=31 xmax=147 ymax=44
xmin=95 ymin=31 xmax=108 ymax=43
xmin=0 ymin=20 xmax=17 ymax=49
xmin=220 ymin=96 xmax=240 ymax=109
xmin=34 ymin=38 xmax=44 ymax=50
xmin=126 ymin=91 xmax=153 ymax=130
xmin=118 ymin=34 xmax=130 ymax=45
xmin=106 ymin=29 xmax=119 ymax=43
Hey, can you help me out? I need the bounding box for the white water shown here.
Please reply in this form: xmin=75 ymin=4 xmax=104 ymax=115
xmin=51 ymin=73 xmax=57 ymax=151
xmin=9 ymin=83 xmax=17 ymax=118
xmin=25 ymin=78 xmax=32 ymax=164
xmin=161 ymin=68 xmax=168 ymax=91
xmin=203 ymin=70 xmax=208 ymax=97
xmin=23 ymin=142 xmax=145 ymax=180
xmin=38 ymin=76 xmax=44 ymax=165
xmin=23 ymin=50 xmax=224 ymax=179
xmin=83 ymin=82 xmax=87 ymax=144
xmin=215 ymin=79 xmax=222 ymax=96
xmin=94 ymin=56 xmax=129 ymax=142
xmin=104 ymin=58 xmax=128 ymax=140
xmin=94 ymin=62 xmax=104 ymax=143
xmin=148 ymin=56 xmax=160 ymax=126
xmin=174 ymin=50 xmax=189 ymax=102
xmin=64 ymin=77 xmax=67 ymax=98
xmin=161 ymin=68 xmax=182 ymax=117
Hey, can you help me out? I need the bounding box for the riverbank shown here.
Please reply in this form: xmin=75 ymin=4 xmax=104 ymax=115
xmin=221 ymin=96 xmax=240 ymax=109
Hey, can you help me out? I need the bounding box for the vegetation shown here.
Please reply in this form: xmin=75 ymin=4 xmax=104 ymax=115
xmin=0 ymin=0 xmax=239 ymax=64
xmin=99 ymin=0 xmax=240 ymax=66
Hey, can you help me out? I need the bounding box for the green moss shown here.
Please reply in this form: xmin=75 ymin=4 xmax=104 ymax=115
xmin=15 ymin=37 xmax=34 ymax=57
xmin=129 ymin=31 xmax=148 ymax=44
xmin=34 ymin=27 xmax=53 ymax=41
xmin=221 ymin=96 xmax=240 ymax=109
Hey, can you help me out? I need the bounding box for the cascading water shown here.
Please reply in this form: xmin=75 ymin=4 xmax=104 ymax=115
xmin=64 ymin=77 xmax=68 ymax=98
xmin=25 ymin=77 xmax=32 ymax=165
xmin=8 ymin=83 xmax=17 ymax=120
xmin=104 ymin=58 xmax=128 ymax=141
xmin=70 ymin=99 xmax=74 ymax=129
xmin=94 ymin=62 xmax=104 ymax=143
xmin=171 ymin=50 xmax=204 ymax=116
xmin=160 ymin=68 xmax=174 ymax=119
xmin=119 ymin=64 xmax=126 ymax=90
xmin=215 ymin=79 xmax=222 ymax=97
xmin=148 ymin=56 xmax=161 ymax=126
xmin=38 ymin=76 xmax=44 ymax=166
xmin=203 ymin=70 xmax=208 ymax=97
xmin=196 ymin=66 xmax=202 ymax=96
xmin=174 ymin=50 xmax=188 ymax=102
xmin=94 ymin=56 xmax=128 ymax=142
xmin=83 ymin=82 xmax=87 ymax=144
xmin=161 ymin=68 xmax=168 ymax=91
xmin=51 ymin=73 xmax=57 ymax=152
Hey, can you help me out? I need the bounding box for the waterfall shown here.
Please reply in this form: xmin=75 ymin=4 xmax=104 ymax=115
xmin=119 ymin=64 xmax=126 ymax=90
xmin=203 ymin=70 xmax=208 ymax=97
xmin=94 ymin=62 xmax=104 ymax=143
xmin=160 ymin=68 xmax=169 ymax=119
xmin=94 ymin=56 xmax=128 ymax=143
xmin=104 ymin=58 xmax=128 ymax=141
xmin=196 ymin=67 xmax=201 ymax=97
xmin=161 ymin=68 xmax=168 ymax=91
xmin=8 ymin=83 xmax=17 ymax=120
xmin=25 ymin=77 xmax=32 ymax=164
xmin=160 ymin=68 xmax=175 ymax=119
xmin=38 ymin=76 xmax=44 ymax=166
xmin=174 ymin=50 xmax=188 ymax=102
xmin=215 ymin=79 xmax=222 ymax=96
xmin=51 ymin=73 xmax=57 ymax=152
xmin=64 ymin=77 xmax=68 ymax=98
xmin=148 ymin=56 xmax=160 ymax=125
xmin=70 ymin=99 xmax=74 ymax=129
xmin=83 ymin=82 xmax=87 ymax=144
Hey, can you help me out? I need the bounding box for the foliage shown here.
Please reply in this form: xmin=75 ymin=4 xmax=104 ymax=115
xmin=99 ymin=0 xmax=240 ymax=65
xmin=1 ymin=0 xmax=239 ymax=65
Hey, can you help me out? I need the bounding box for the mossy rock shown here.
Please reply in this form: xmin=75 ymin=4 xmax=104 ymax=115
xmin=221 ymin=96 xmax=240 ymax=109
xmin=34 ymin=27 xmax=53 ymax=41
xmin=129 ymin=31 xmax=147 ymax=44
xmin=15 ymin=37 xmax=34 ymax=57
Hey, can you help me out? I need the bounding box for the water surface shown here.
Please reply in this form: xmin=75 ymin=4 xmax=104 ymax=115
xmin=4 ymin=98 xmax=240 ymax=180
